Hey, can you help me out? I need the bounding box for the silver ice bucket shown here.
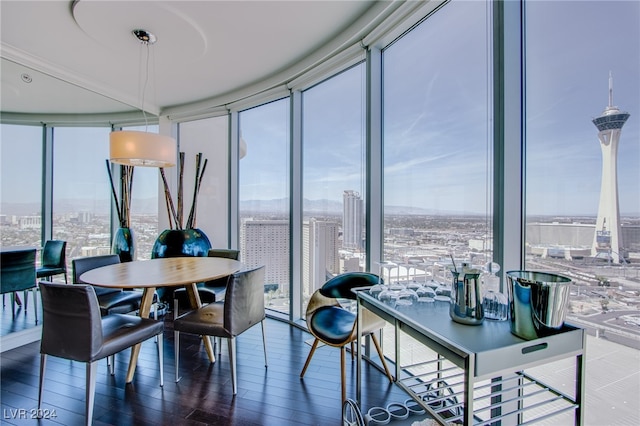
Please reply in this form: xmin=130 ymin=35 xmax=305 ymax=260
xmin=506 ymin=271 xmax=572 ymax=340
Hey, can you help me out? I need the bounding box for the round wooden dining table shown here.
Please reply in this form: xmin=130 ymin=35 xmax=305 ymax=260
xmin=80 ymin=256 xmax=243 ymax=383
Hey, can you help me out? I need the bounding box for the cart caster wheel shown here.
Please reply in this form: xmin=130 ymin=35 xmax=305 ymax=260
xmin=343 ymin=398 xmax=364 ymax=426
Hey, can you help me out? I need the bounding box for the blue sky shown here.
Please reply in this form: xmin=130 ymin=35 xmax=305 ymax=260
xmin=524 ymin=0 xmax=639 ymax=216
xmin=2 ymin=1 xmax=638 ymax=218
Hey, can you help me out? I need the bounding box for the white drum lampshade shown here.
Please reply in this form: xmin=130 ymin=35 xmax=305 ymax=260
xmin=110 ymin=130 xmax=177 ymax=167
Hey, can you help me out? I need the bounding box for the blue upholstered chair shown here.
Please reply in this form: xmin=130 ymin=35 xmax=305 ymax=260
xmin=1 ymin=248 xmax=38 ymax=322
xmin=36 ymin=240 xmax=67 ymax=283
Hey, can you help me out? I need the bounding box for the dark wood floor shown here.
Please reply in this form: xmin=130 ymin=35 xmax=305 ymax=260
xmin=1 ymin=300 xmax=409 ymax=426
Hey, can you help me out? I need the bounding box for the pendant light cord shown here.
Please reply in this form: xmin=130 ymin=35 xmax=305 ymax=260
xmin=140 ymin=42 xmax=151 ymax=132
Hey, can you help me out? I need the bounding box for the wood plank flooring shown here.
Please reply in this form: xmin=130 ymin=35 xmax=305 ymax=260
xmin=1 ymin=303 xmax=408 ymax=425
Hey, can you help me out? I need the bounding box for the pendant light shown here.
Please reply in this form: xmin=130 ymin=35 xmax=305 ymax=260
xmin=109 ymin=29 xmax=176 ymax=168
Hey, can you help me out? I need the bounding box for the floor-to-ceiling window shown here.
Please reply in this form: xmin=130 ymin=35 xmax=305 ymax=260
xmin=52 ymin=127 xmax=111 ymax=270
xmin=524 ymin=2 xmax=640 ymax=424
xmin=0 ymin=124 xmax=43 ymax=249
xmin=382 ymin=0 xmax=493 ymax=295
xmin=302 ymin=64 xmax=367 ymax=313
xmin=239 ymin=99 xmax=290 ymax=314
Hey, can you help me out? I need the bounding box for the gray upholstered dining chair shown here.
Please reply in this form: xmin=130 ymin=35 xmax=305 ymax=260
xmin=1 ymin=248 xmax=38 ymax=322
xmin=37 ymin=281 xmax=163 ymax=426
xmin=172 ymin=248 xmax=240 ymax=319
xmin=173 ymin=265 xmax=267 ymax=395
xmin=72 ymin=254 xmax=156 ymax=318
xmin=36 ymin=240 xmax=67 ymax=283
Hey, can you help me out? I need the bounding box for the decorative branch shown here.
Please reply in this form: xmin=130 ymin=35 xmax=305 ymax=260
xmin=105 ymin=160 xmax=123 ymax=226
xmin=159 ymin=167 xmax=179 ymax=229
xmin=120 ymin=165 xmax=134 ymax=228
xmin=177 ymin=152 xmax=185 ymax=229
xmin=105 ymin=161 xmax=135 ymax=228
xmin=190 ymin=157 xmax=207 ymax=229
xmin=159 ymin=152 xmax=208 ymax=230
xmin=186 ymin=153 xmax=203 ymax=229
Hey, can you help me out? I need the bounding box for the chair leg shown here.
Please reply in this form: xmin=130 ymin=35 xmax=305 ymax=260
xmin=108 ymin=355 xmax=115 ymax=375
xmin=32 ymin=287 xmax=38 ymax=324
xmin=174 ymin=329 xmax=181 ymax=382
xmin=207 ymin=336 xmax=216 ymax=361
xmin=371 ymin=334 xmax=394 ymax=383
xmin=340 ymin=346 xmax=347 ymax=403
xmin=23 ymin=290 xmax=29 ymax=312
xmin=157 ymin=332 xmax=164 ymax=387
xmin=228 ymin=337 xmax=237 ymax=395
xmin=153 ymin=303 xmax=158 ymax=343
xmin=11 ymin=292 xmax=16 ymax=316
xmin=86 ymin=361 xmax=98 ymax=426
xmin=300 ymin=338 xmax=320 ymax=378
xmin=261 ymin=320 xmax=268 ymax=367
xmin=38 ymin=354 xmax=47 ymax=412
xmin=173 ymin=298 xmax=179 ymax=321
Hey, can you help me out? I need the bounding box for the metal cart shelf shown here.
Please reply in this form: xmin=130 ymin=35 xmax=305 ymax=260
xmin=355 ymin=289 xmax=585 ymax=425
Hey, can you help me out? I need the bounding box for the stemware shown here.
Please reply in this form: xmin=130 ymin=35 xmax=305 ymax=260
xmin=369 ymin=261 xmax=391 ymax=298
xmin=482 ymin=261 xmax=508 ymax=321
xmin=416 ymin=285 xmax=436 ymax=303
xmin=395 ymin=286 xmax=418 ymax=307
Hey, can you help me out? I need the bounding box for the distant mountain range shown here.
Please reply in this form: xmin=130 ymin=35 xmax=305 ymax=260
xmin=239 ymin=198 xmax=463 ymax=215
xmin=3 ymin=198 xmax=628 ymax=217
xmin=2 ymin=197 xmax=460 ymax=216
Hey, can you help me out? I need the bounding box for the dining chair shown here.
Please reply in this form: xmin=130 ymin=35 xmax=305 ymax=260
xmin=72 ymin=254 xmax=156 ymax=318
xmin=36 ymin=240 xmax=68 ymax=283
xmin=37 ymin=281 xmax=163 ymax=426
xmin=172 ymin=248 xmax=240 ymax=319
xmin=173 ymin=265 xmax=267 ymax=395
xmin=1 ymin=249 xmax=38 ymax=322
xmin=300 ymin=272 xmax=394 ymax=403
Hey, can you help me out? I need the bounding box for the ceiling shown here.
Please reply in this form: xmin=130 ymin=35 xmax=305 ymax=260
xmin=0 ymin=0 xmax=395 ymax=118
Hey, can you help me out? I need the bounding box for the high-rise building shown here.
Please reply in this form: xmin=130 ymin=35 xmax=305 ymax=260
xmin=240 ymin=218 xmax=290 ymax=289
xmin=302 ymin=219 xmax=339 ymax=297
xmin=591 ymin=73 xmax=630 ymax=263
xmin=342 ymin=190 xmax=363 ymax=251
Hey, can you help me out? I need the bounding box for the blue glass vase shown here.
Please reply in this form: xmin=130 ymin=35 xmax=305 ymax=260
xmin=112 ymin=227 xmax=135 ymax=263
xmin=151 ymin=228 xmax=211 ymax=303
xmin=151 ymin=228 xmax=212 ymax=259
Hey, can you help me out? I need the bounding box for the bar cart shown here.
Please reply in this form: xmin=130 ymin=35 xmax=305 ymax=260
xmin=355 ymin=289 xmax=585 ymax=425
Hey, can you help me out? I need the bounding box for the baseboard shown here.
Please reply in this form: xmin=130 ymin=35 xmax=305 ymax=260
xmin=0 ymin=326 xmax=42 ymax=353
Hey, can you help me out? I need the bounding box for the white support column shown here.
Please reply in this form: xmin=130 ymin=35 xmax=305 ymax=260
xmin=290 ymin=90 xmax=303 ymax=321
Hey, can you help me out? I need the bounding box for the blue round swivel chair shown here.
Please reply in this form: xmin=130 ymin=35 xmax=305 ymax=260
xmin=300 ymin=272 xmax=393 ymax=403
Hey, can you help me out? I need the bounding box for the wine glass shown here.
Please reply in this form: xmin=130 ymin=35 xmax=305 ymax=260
xmin=482 ymin=261 xmax=508 ymax=321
